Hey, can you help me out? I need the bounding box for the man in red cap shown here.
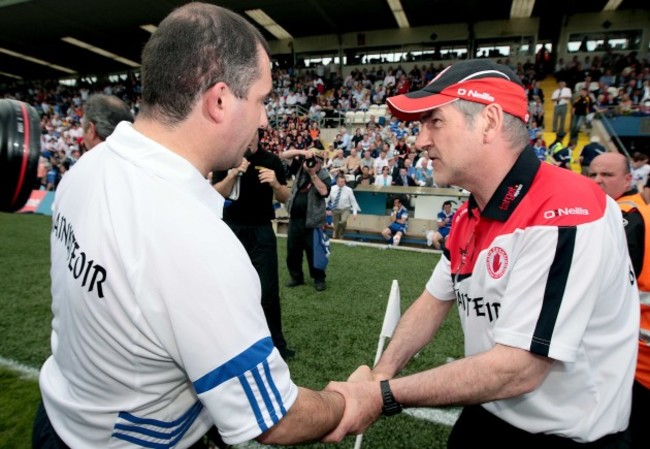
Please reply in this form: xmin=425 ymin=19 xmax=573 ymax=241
xmin=323 ymin=60 xmax=638 ymax=447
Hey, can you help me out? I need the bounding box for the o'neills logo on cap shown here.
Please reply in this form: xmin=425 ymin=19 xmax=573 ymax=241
xmin=457 ymin=88 xmax=495 ymax=102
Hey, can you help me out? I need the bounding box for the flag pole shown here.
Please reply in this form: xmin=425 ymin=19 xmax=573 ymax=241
xmin=354 ymin=280 xmax=401 ymax=449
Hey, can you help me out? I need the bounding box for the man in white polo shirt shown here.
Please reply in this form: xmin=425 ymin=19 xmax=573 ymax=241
xmin=324 ymin=59 xmax=638 ymax=448
xmin=33 ymin=3 xmax=344 ymax=448
xmin=550 ymin=80 xmax=573 ymax=135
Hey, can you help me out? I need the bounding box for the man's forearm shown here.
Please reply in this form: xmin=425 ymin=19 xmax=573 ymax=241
xmin=280 ymin=148 xmax=308 ymax=160
xmin=213 ymin=171 xmax=238 ymax=197
xmin=323 ymin=341 xmax=553 ymax=443
xmin=310 ymin=174 xmax=329 ymax=196
xmin=391 ymin=344 xmax=554 ymax=408
xmin=273 ymin=184 xmax=291 ymax=203
xmin=257 ymin=387 xmax=344 ymax=445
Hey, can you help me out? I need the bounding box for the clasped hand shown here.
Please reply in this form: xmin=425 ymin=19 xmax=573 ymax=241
xmin=321 ymin=365 xmax=384 ymax=443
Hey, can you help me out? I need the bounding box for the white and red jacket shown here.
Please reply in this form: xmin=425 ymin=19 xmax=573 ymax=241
xmin=427 ymin=148 xmax=639 ymax=442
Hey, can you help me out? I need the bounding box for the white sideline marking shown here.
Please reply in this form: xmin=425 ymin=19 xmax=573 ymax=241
xmin=0 ymin=355 xmax=40 ymax=381
xmin=276 ymin=233 xmax=442 ymax=254
xmin=404 ymin=407 xmax=460 ymax=426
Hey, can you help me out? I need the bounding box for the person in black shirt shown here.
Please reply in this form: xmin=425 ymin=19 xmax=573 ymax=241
xmin=570 ymin=88 xmax=593 ymax=140
xmin=212 ymin=131 xmax=294 ymax=359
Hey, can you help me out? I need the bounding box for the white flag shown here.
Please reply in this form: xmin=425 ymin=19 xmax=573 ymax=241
xmin=372 ymin=280 xmax=401 ymax=369
xmin=380 ymin=280 xmax=401 ymax=339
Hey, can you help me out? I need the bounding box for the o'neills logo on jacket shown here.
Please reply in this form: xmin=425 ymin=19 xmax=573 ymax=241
xmin=543 ymin=207 xmax=589 ymax=219
xmin=499 ymin=184 xmax=523 ymax=211
xmin=457 ymin=88 xmax=495 ymax=102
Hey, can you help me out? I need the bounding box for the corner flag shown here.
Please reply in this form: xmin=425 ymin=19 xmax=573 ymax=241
xmin=356 ymin=280 xmax=401 ymax=449
xmin=374 ymin=280 xmax=401 ymax=365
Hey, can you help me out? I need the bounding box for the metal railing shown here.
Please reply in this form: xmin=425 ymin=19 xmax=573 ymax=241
xmin=266 ymin=103 xmax=351 ymax=130
xmin=594 ymin=110 xmax=631 ymax=159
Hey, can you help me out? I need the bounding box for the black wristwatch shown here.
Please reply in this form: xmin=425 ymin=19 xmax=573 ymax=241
xmin=380 ymin=380 xmax=402 ymax=416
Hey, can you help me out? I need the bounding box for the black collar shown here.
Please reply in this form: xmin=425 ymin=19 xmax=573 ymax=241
xmin=621 ymin=188 xmax=639 ymax=197
xmin=468 ymin=146 xmax=541 ymax=222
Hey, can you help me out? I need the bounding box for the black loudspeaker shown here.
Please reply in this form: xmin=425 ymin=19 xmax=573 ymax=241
xmin=0 ymin=99 xmax=41 ymax=212
xmin=602 ymin=20 xmax=612 ymax=29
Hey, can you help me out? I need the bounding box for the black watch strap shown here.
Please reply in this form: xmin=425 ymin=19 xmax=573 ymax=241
xmin=380 ymin=380 xmax=402 ymax=416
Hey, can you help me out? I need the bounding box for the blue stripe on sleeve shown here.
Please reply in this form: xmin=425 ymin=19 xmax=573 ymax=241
xmin=251 ymin=366 xmax=279 ymax=424
xmin=262 ymin=360 xmax=287 ymax=415
xmin=193 ymin=337 xmax=274 ymax=394
xmin=239 ymin=373 xmax=269 ymax=433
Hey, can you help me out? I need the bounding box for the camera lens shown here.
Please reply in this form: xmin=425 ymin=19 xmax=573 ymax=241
xmin=0 ymin=99 xmax=41 ymax=212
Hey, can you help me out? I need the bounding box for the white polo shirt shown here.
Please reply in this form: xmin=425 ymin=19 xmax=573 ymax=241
xmin=40 ymin=122 xmax=297 ymax=448
xmin=427 ymin=149 xmax=638 ymax=443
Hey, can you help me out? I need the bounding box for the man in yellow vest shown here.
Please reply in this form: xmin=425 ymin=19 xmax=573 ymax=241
xmin=546 ymin=132 xmax=573 ymax=169
xmin=589 ymin=151 xmax=649 ymax=449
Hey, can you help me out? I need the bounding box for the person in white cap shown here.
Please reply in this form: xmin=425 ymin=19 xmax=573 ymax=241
xmin=323 ymin=59 xmax=638 ymax=448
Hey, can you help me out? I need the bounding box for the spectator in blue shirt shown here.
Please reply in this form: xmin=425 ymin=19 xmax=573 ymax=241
xmin=426 ymin=200 xmax=455 ymax=250
xmin=381 ymin=196 xmax=409 ymax=247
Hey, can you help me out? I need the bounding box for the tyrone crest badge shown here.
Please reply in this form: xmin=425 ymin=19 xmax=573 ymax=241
xmin=486 ymin=247 xmax=508 ymax=279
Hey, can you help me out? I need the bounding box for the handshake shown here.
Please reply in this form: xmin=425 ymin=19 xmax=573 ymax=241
xmin=319 ymin=365 xmax=389 ymax=443
xmin=257 ymin=361 xmax=404 ymax=446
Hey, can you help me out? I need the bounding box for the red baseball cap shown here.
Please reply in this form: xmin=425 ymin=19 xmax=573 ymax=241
xmin=387 ymin=60 xmax=529 ymax=123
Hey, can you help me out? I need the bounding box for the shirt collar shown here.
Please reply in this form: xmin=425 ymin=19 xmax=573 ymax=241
xmin=468 ymin=146 xmax=541 ymax=221
xmin=622 ymin=188 xmax=639 ymax=197
xmin=105 ymin=122 xmax=225 ymax=218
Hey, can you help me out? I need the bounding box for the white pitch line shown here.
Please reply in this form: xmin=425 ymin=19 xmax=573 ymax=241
xmin=404 ymin=407 xmax=460 ymax=426
xmin=277 ymin=233 xmax=442 ymax=254
xmin=0 ymin=355 xmax=40 ymax=381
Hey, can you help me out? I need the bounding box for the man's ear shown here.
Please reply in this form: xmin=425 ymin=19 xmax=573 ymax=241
xmin=86 ymin=122 xmax=97 ymax=139
xmin=204 ymin=82 xmax=230 ymax=124
xmin=482 ymin=104 xmax=504 ymax=143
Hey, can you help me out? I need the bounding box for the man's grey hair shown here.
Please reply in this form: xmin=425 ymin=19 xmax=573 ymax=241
xmin=82 ymin=94 xmax=134 ymax=140
xmin=453 ymin=100 xmax=529 ymax=149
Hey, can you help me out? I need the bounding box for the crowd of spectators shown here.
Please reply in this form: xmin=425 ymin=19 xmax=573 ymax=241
xmin=552 ymin=50 xmax=650 ymax=117
xmin=1 ymin=49 xmax=648 ymax=192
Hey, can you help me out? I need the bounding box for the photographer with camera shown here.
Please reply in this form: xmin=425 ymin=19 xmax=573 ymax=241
xmin=280 ymin=146 xmax=331 ymax=291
